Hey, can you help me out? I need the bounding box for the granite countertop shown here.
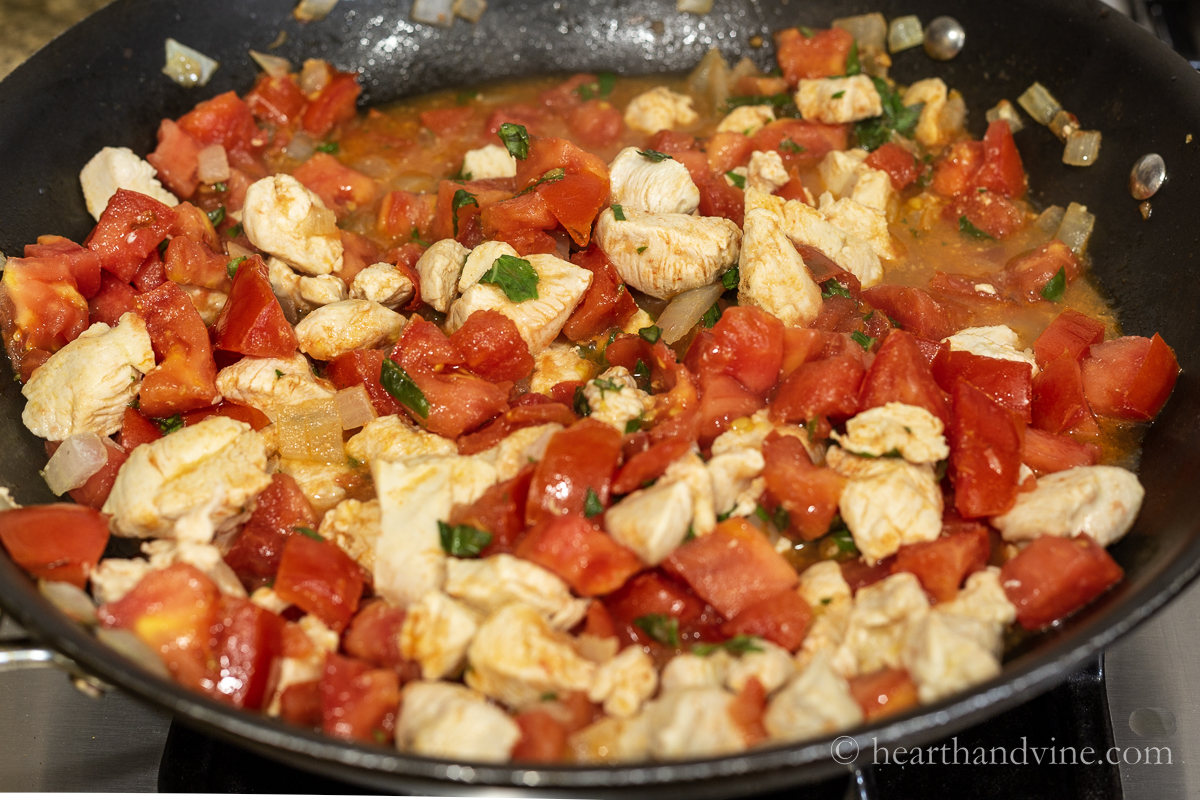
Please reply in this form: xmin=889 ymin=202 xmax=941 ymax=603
xmin=0 ymin=0 xmax=114 ymax=80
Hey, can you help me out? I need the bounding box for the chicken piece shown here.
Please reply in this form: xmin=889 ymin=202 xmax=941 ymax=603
xmin=317 ymin=498 xmax=381 ymax=571
xmin=659 ymin=651 xmax=733 ymax=692
xmin=103 ymin=417 xmax=270 ymax=539
xmin=710 ymin=408 xmax=818 ymax=460
xmin=267 ymin=256 xmax=348 ymax=315
xmin=902 ymin=78 xmax=950 ymax=148
xmin=277 ymin=458 xmax=353 ymax=514
xmin=373 ymin=455 xmax=497 ymax=607
xmin=345 ymin=414 xmax=457 ymax=467
xmin=794 ymin=597 xmax=851 ymax=672
xmin=79 ymin=147 xmax=178 ymax=221
xmin=662 ymin=451 xmax=717 ymax=535
xmin=623 ymin=86 xmax=699 ymax=134
xmin=943 ymin=325 xmax=1038 ymax=374
xmin=249 ymin=587 xmax=289 ymax=613
xmin=796 ymin=560 xmax=852 ymax=608
xmin=715 ymin=104 xmax=776 ymax=136
xmin=795 ymin=75 xmax=883 ymax=124
xmin=460 ymin=143 xmax=517 ymax=180
xmin=818 ymin=149 xmax=869 ymax=197
xmin=832 ymin=572 xmax=930 ymax=676
xmin=349 ymin=263 xmax=416 ymax=310
xmin=604 ymin=479 xmax=692 ymax=566
xmin=447 ymin=252 xmax=592 ymax=352
xmin=819 ymin=192 xmax=897 ymax=260
xmin=567 ymin=714 xmax=651 ymax=764
xmin=831 ymin=402 xmax=949 ymax=464
xmin=622 ymin=308 xmax=655 ymax=335
xmin=215 ymin=354 xmax=336 ymax=422
xmin=399 ymin=590 xmax=482 ymax=680
xmin=414 ymin=239 xmax=470 ymax=314
xmin=737 ymin=206 xmax=824 ymax=327
xmin=902 ymin=610 xmax=1002 ymax=703
xmin=645 ymin=686 xmax=747 ymax=758
xmin=458 ymin=240 xmax=521 ymax=292
xmin=294 ymin=299 xmax=406 ymax=361
xmin=938 ymin=567 xmax=1017 ymax=628
xmin=21 ymin=313 xmax=155 ymax=441
xmin=465 ymin=602 xmax=596 ymax=710
xmin=530 ymin=342 xmax=595 ymax=394
xmin=395 ymin=681 xmax=521 ymax=762
xmin=826 ymin=447 xmax=944 ymax=564
xmin=990 ymin=466 xmax=1144 ymax=547
xmin=707 ymin=449 xmax=766 ymax=518
xmin=141 ymin=538 xmax=246 ymax=598
xmin=607 ymin=146 xmax=700 ymax=215
xmin=746 ymin=150 xmax=790 ymax=195
xmin=90 ymin=558 xmax=153 ymax=605
xmin=242 ymin=174 xmax=343 ymax=276
xmin=473 ymin=423 xmax=562 ymax=482
xmin=582 ymin=366 xmax=651 ymax=432
xmin=298 ymin=274 xmax=348 ymax=309
xmin=588 ymin=646 xmax=659 ymax=718
xmin=763 ymin=652 xmax=863 ymax=742
xmin=443 ymin=553 xmax=589 ymax=630
xmin=724 ymin=640 xmax=797 ymax=694
xmin=817 ymin=149 xmax=895 ymax=215
xmin=266 ymin=614 xmax=339 ymax=716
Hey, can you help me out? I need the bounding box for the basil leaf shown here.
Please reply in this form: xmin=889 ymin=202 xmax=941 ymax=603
xmin=958 ymin=215 xmax=994 ymax=240
xmin=845 ymin=40 xmax=861 ymax=76
xmin=799 ymin=25 xmax=815 ymax=38
xmin=851 ymin=330 xmax=877 ymax=350
xmin=700 ymin=302 xmax=722 ymax=328
xmin=634 ymin=614 xmax=680 ymax=648
xmin=639 ymin=325 xmax=662 ymax=344
xmin=498 ymin=122 xmax=530 ymax=160
xmin=226 ymin=223 xmax=243 ymax=239
xmin=725 ymin=170 xmax=746 ymax=189
xmin=754 ymin=503 xmax=789 ymax=531
xmin=693 ymin=634 xmax=764 ymax=657
xmin=632 ymin=358 xmax=651 ymax=392
xmin=721 ymin=266 xmax=740 ymax=291
xmin=638 ymin=149 xmax=672 ymax=163
xmin=854 ymin=77 xmax=923 ymax=151
xmin=827 ymin=520 xmax=858 ymax=555
xmin=593 ymin=376 xmax=622 ymax=394
xmin=779 ymin=138 xmax=807 ymax=154
xmin=572 ymin=385 xmax=591 ymax=417
xmin=155 ymin=414 xmax=184 ymax=434
xmin=611 ymin=204 xmax=626 ymax=221
xmin=438 ymin=521 xmax=492 ymax=557
xmin=410 ymin=227 xmax=430 ymax=248
xmin=316 ymin=141 xmax=339 ymax=154
xmin=212 ymin=182 xmax=227 ymax=192
xmin=624 ymin=418 xmax=642 ymax=434
xmin=481 ymin=254 xmax=540 ymax=303
xmin=207 ymin=206 xmax=226 ymax=227
xmin=275 ymin=369 xmax=284 ymax=378
xmin=597 ymin=71 xmax=616 ymax=98
xmin=451 ymin=189 xmax=478 ymax=237
xmin=821 ymin=278 xmax=852 ymax=300
xmin=293 ymin=526 xmax=324 ymax=541
xmin=584 ymin=487 xmax=604 ymax=518
xmin=636 ymin=245 xmax=647 ymax=254
xmin=1040 ymin=267 xmax=1067 ymax=302
xmin=226 ymin=255 xmax=248 ymax=280
xmin=380 ymin=359 xmax=430 ymax=419
xmin=831 ymin=90 xmax=846 ymax=100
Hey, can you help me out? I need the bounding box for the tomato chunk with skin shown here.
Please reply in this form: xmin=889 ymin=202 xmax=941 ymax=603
xmin=135 ymin=280 xmax=220 ymax=417
xmin=326 ymin=350 xmax=404 ymax=418
xmin=515 ymin=513 xmax=643 ymax=597
xmin=751 ymin=120 xmax=849 ymax=167
xmin=950 ymin=381 xmax=1024 ymax=519
xmin=244 ymin=73 xmax=307 ymax=126
xmin=604 ymin=570 xmax=707 ymax=648
xmin=120 ymin=406 xmax=163 ymax=451
xmin=274 ymin=534 xmax=364 ymax=633
xmin=449 ymin=309 xmax=534 ymax=383
xmin=0 ymin=505 xmax=110 ymax=588
xmin=280 ymin=680 xmax=323 ymax=727
xmin=1000 ymin=534 xmax=1123 ymax=630
xmin=146 ymin=119 xmax=202 ymax=199
xmin=709 ymin=305 xmax=785 ymax=396
xmin=774 ymin=27 xmax=853 ymax=83
xmin=720 ymin=589 xmax=812 ymax=652
xmin=1022 ymin=427 xmax=1100 ymax=475
xmin=931 ymin=140 xmax=985 ymax=198
xmin=770 ymin=355 xmax=864 ymax=425
xmin=302 ymin=72 xmax=362 ymax=138
xmin=699 ymin=373 xmax=764 ymax=448
xmin=213 ymin=255 xmax=299 ymax=359
xmin=862 ymin=285 xmax=961 ymax=341
xmin=84 ymin=189 xmax=177 ymax=283
xmin=761 ymin=433 xmax=845 ymax=541
xmin=343 ymin=600 xmax=418 ymax=677
xmin=972 ymin=120 xmax=1027 ymax=199
xmin=892 ymin=527 xmax=991 ymax=602
xmin=858 ymin=329 xmax=951 ymax=423
xmin=210 ymin=597 xmax=284 ymax=710
xmin=450 ymin=466 xmax=535 ymax=556
xmin=1081 ymin=334 xmax=1179 ymax=421
xmin=456 ymin=401 xmax=578 ymax=455
xmin=526 ymin=418 xmax=622 ymax=524
xmin=563 ymin=246 xmax=637 ymax=341
xmin=512 ymin=710 xmax=569 ymax=763
xmin=946 ymin=189 xmax=1025 ymax=240
xmin=292 ymin=152 xmax=378 ymax=217
xmin=568 ymin=100 xmax=624 ymax=149
xmin=664 ymin=518 xmax=799 ymax=619
xmin=865 ymin=143 xmax=920 ymax=190
xmin=401 ymin=361 xmax=510 ymax=438
xmin=932 ymin=349 xmax=1033 ymax=423
xmin=1003 ymin=239 xmax=1082 ymax=302
xmin=849 ymin=668 xmax=920 ymax=722
xmin=181 ymin=401 xmax=272 ymax=432
xmin=25 ymin=236 xmax=102 ymax=299
xmin=611 ymin=438 xmax=692 ymax=496
xmin=0 ymin=256 xmax=89 ymax=378
xmin=320 ymin=652 xmax=401 ymax=744
xmin=88 ymin=272 xmax=139 ymax=328
xmin=1032 ymin=352 xmax=1097 ymax=435
xmin=1033 ymin=309 xmax=1106 ymax=367
xmin=224 ymin=474 xmax=318 ymax=591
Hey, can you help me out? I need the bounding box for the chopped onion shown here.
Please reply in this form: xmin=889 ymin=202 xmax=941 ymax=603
xmin=937 ymin=92 xmax=967 ymax=140
xmin=294 ymin=0 xmax=339 ymax=22
xmin=1035 ymin=205 xmax=1065 ymax=234
xmin=452 ymin=0 xmax=487 ymax=23
xmin=43 ymin=433 xmax=108 ymax=496
xmin=39 ymin=580 xmax=98 ymax=625
xmin=677 ymin=0 xmax=714 ymax=15
xmin=1017 ymin=82 xmax=1062 ymax=126
xmin=887 ymin=15 xmax=924 ymax=53
xmin=687 ymin=48 xmax=730 ymax=115
xmin=249 ymin=49 xmax=291 ymax=78
xmin=656 ymin=282 xmax=725 ymax=345
xmin=412 ymin=0 xmax=455 ymax=27
xmin=97 ymin=629 xmax=170 ymax=678
xmin=284 ymin=132 xmax=317 ymax=162
xmin=226 ymin=241 xmax=256 ymax=261
xmin=728 ymin=57 xmax=761 ymax=90
xmin=162 ymin=39 xmax=219 ymax=88
xmin=1055 ymin=202 xmax=1096 ymax=255
xmin=551 ymin=230 xmax=572 ymax=261
xmin=299 ymin=59 xmax=331 ymax=96
xmin=276 ymin=397 xmax=345 ymax=463
xmin=1063 ymin=130 xmax=1101 ymax=167
xmin=1049 ymin=109 xmax=1080 ymax=143
xmin=985 ymin=99 xmax=1024 ymax=134
xmin=833 ymin=13 xmax=887 ymax=51
xmin=196 ymin=144 xmax=230 ymax=185
xmin=334 ymin=385 xmax=378 ymax=430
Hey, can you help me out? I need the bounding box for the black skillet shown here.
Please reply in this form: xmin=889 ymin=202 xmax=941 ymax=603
xmin=0 ymin=0 xmax=1198 ymax=794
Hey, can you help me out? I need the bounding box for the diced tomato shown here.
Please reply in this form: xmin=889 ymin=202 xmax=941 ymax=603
xmin=399 ymin=361 xmax=510 ymax=438
xmin=774 ymin=27 xmax=853 ymax=83
xmin=135 ymin=280 xmax=220 ymax=417
xmin=567 ymin=100 xmax=624 ymax=148
xmin=274 ymin=534 xmax=364 ymax=633
xmin=664 ymin=518 xmax=799 ymax=619
xmin=450 ymin=466 xmax=535 ymax=556
xmin=336 ymin=228 xmax=385 ymax=286
xmin=279 ymin=680 xmax=323 ymax=727
xmin=1002 ymin=239 xmax=1082 ymax=302
xmin=858 ymin=329 xmax=951 ymax=423
xmin=84 ymin=189 xmax=177 ymax=282
xmin=0 ymin=504 xmax=110 ymax=588
xmin=516 ymin=135 xmax=609 ymax=190
xmin=945 ymin=189 xmax=1026 ymax=240
xmin=429 ymin=178 xmax=512 ymax=243
xmin=563 ymin=246 xmax=637 ymax=341
xmin=0 ymin=256 xmax=89 ymax=378
xmin=751 ymin=119 xmax=849 ymax=166
xmin=516 ymin=513 xmax=643 ymax=597
xmin=163 ymin=236 xmax=229 ymax=290
xmin=419 ymin=106 xmax=474 ymax=138
xmin=209 ymin=597 xmax=284 ymax=709
xmin=456 ymin=401 xmax=577 ymax=455
xmin=862 ymin=285 xmax=961 ymax=341
xmin=932 ymin=349 xmax=1033 ymax=423
xmin=1000 ymin=534 xmax=1123 ymax=630
xmin=972 ymin=120 xmax=1027 ymax=199
xmin=781 ymin=327 xmax=836 ymax=378
xmin=841 ymin=557 xmax=895 ymax=592
xmin=611 ymin=439 xmax=692 ymax=496
xmin=1032 ymin=352 xmax=1097 ymax=435
xmin=224 ymin=474 xmax=318 ymax=590
xmin=25 ymin=236 xmax=102 ymax=299
xmin=729 ymin=676 xmax=769 ymax=746
xmin=931 ymin=140 xmax=985 ymax=197
xmin=512 ymin=710 xmax=569 ymax=763
xmin=950 ymin=381 xmax=1024 ymax=519
xmin=706 ymin=131 xmax=755 ymax=174
xmin=699 ymin=374 xmax=764 ymax=448
xmin=302 ymin=72 xmax=362 ymax=138
xmin=43 ymin=437 xmax=127 ymax=510
xmin=762 ymin=433 xmax=845 ymax=540
xmin=1022 ymin=427 xmax=1100 ymax=475
xmin=146 ymin=119 xmax=202 ymax=199
xmin=770 ymin=355 xmax=864 ymax=424
xmin=391 ymin=315 xmax=466 ymax=370
xmin=646 ymin=130 xmax=699 ymax=154
xmin=178 ymin=91 xmax=264 ymax=163
xmin=604 ymin=570 xmax=708 ymax=648
xmin=486 ymin=104 xmax=549 ymax=136
xmin=482 ymin=191 xmax=558 ymax=240
xmin=865 ymin=143 xmax=920 ymax=190
xmin=292 ymin=153 xmax=378 ymax=217
xmin=892 ymin=528 xmax=991 ymax=602
xmin=327 ymin=350 xmax=404 ymax=417
xmin=120 ymin=406 xmax=163 ymax=450
xmin=646 ymin=346 xmax=702 ymax=445
xmin=720 ymin=589 xmax=812 ymax=652
xmin=131 ymin=248 xmax=167 ymax=293
xmin=708 ymin=305 xmax=785 ymax=396
xmin=245 ymin=73 xmax=308 ymax=126
xmin=320 ymin=652 xmax=401 ymax=744
xmin=539 ymin=171 xmax=608 ymax=247
xmin=1032 ymin=309 xmax=1106 ymax=367
xmin=213 ymin=255 xmax=298 ymax=359
xmin=849 ymin=668 xmax=920 ymax=722
xmin=169 ymin=202 xmax=222 ymax=250
xmin=448 ymin=309 xmax=534 ymax=383
xmin=538 ymin=74 xmax=595 ymax=110
xmin=343 ymin=600 xmax=418 ymax=676
xmin=582 ymin=600 xmax=617 ymax=639
xmin=526 ymin=418 xmax=623 ymax=524
xmin=376 ymin=189 xmax=436 ymax=242
xmin=1081 ymin=334 xmax=1179 ymax=421
xmin=180 ymin=400 xmax=272 ymax=432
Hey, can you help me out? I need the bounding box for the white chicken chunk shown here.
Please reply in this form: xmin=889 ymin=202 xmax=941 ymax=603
xmin=414 ymin=239 xmax=470 ymax=314
xmin=746 ymin=150 xmax=790 ymax=195
xmin=317 ymin=498 xmax=381 ymax=571
xmin=659 ymin=651 xmax=732 ymax=692
xmin=594 ymin=207 xmax=741 ymax=300
xmin=345 ymin=415 xmax=456 ymax=466
xmin=939 ymin=567 xmax=1017 ymax=627
xmin=568 ymin=714 xmax=651 ymax=764
xmin=474 ymin=423 xmax=562 ymax=481
xmin=725 ymin=640 xmax=797 ymax=693
xmin=589 ymin=646 xmax=659 ymax=718
xmin=796 ymin=560 xmax=852 ymax=608
xmin=662 ymin=451 xmax=717 ymax=535
xmin=623 ymin=86 xmax=699 ymax=134
xmin=645 ymin=687 xmax=747 ymax=758
xmin=710 ymin=408 xmax=819 ymax=460
xmin=716 ymin=104 xmax=776 ymax=135
xmin=991 ymin=465 xmax=1144 ymax=547
xmin=737 ymin=206 xmax=824 ymax=327
xmin=622 ymin=307 xmax=655 ymax=335
xmin=943 ymin=325 xmax=1038 ymax=374
xmin=707 ymin=449 xmax=766 ymax=518
xmin=795 ymin=597 xmax=852 ymax=672
xmin=181 ymin=285 xmax=228 ymax=326
xmin=460 ymin=143 xmax=517 ymax=180
xmin=466 ymin=602 xmax=596 ymax=710
xmin=79 ymin=147 xmax=179 ymax=221
xmin=796 ymin=75 xmax=883 ymax=124
xmin=458 ymin=240 xmax=521 ymax=291
xmin=294 ymin=299 xmax=405 ymax=361
xmin=242 ymin=174 xmax=343 ymax=276
xmin=399 ymin=590 xmax=481 ymax=680
xmin=21 ymin=314 xmax=155 ymax=441
xmin=819 ymin=192 xmax=897 ymax=260
xmin=215 ymin=354 xmax=335 ymax=422
xmin=827 ymin=447 xmax=943 ymax=564
xmin=349 ymin=263 xmax=415 ymax=309
xmin=818 ymin=149 xmax=895 ymax=215
xmin=297 ymin=274 xmax=348 ymax=308
xmin=396 ymin=681 xmax=520 ymax=762
xmin=605 ymin=478 xmax=692 ymax=565
xmin=277 ymin=458 xmax=353 ymax=514
xmin=90 ymin=558 xmax=153 ymax=605
xmin=444 ymin=554 xmax=589 ymax=630
xmin=832 ymin=572 xmax=931 ymax=676
xmin=902 ymin=610 xmax=1002 ymax=703
xmin=103 ymin=417 xmax=270 ymax=539
xmin=764 ymin=652 xmax=863 ymax=742
xmin=832 ymin=403 xmax=949 ymax=464
xmin=607 ymin=146 xmax=700 ymax=215
xmin=530 ymin=342 xmax=595 ymax=395
xmin=903 ymin=78 xmax=950 ymax=147
xmin=582 ymin=366 xmax=651 ymax=432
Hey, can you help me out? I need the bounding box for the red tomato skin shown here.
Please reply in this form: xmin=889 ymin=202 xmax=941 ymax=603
xmin=343 ymin=600 xmax=419 ymax=676
xmin=419 ymin=106 xmax=474 ymax=137
xmin=456 ymin=401 xmax=578 ymax=456
xmin=892 ymin=528 xmax=991 ymax=603
xmin=973 ymin=120 xmax=1027 ymax=199
xmin=567 ymin=100 xmax=624 ymax=148
xmin=950 ymin=381 xmax=1024 ymax=519
xmin=163 ymin=236 xmax=228 ymax=291
xmin=1082 ymin=334 xmax=1179 ymax=421
xmin=326 ymin=350 xmax=404 ymax=418
xmin=512 ymin=710 xmax=569 ymax=763
xmin=1033 ymin=309 xmax=1106 ymax=368
xmin=515 ymin=513 xmax=644 ymax=597
xmin=709 ymin=305 xmax=785 ymax=396
xmin=302 ymin=72 xmax=362 ymax=138
xmin=706 ymin=131 xmax=755 ymax=174
xmin=88 ymin=273 xmax=139 ymax=327
xmin=770 ymin=355 xmax=864 ymax=424
xmin=320 ymin=653 xmax=401 ymax=744
xmin=449 ymin=309 xmax=534 ymax=383
xmin=780 ymin=328 xmax=836 ymax=378
xmin=751 ymin=120 xmax=849 ymax=167
xmin=775 ymin=27 xmax=853 ymax=83
xmin=932 ymin=349 xmax=1033 ymax=423
xmin=224 ymin=474 xmax=318 ymax=590
xmin=539 ymin=171 xmax=608 ymax=247
xmin=1003 ymin=239 xmax=1082 ymax=302
xmin=292 ymin=153 xmax=378 ymax=218
xmin=931 ymin=141 xmax=985 ymax=197
xmin=402 ymin=362 xmax=510 ymax=439
xmin=1032 ymin=352 xmax=1097 ymax=435
xmin=0 ymin=504 xmax=110 ymax=588
xmin=858 ymin=329 xmax=950 ymax=424
xmin=244 ymin=73 xmax=307 ymax=126
xmin=120 ymin=406 xmax=163 ymax=450
xmin=25 ymin=236 xmax=102 ymax=299
xmin=1022 ymin=427 xmax=1100 ymax=475
xmin=699 ymin=373 xmax=765 ymax=448
xmin=842 ymin=557 xmax=896 ymax=592
xmin=862 ymin=285 xmax=961 ymax=341
xmin=604 ymin=569 xmax=707 ymax=648
xmin=450 ymin=466 xmax=535 ymax=556
xmin=848 ymin=668 xmax=920 ymax=722
xmin=213 ymin=255 xmax=299 ymax=359
xmin=178 ymin=91 xmax=264 ymax=158
xmin=146 ymin=119 xmax=202 ymax=199
xmin=210 ymin=597 xmax=284 ymax=710
xmin=0 ymin=256 xmax=89 ymax=376
xmin=526 ymin=419 xmax=623 ymax=525
xmin=945 ymin=189 xmax=1025 ymax=239
xmin=377 ymin=189 xmax=436 ymax=243
xmin=720 ymin=589 xmax=812 ymax=652
xmin=134 ymin=280 xmax=220 ymax=418
xmin=280 ymin=680 xmax=323 ymax=727
xmin=1000 ymin=534 xmax=1123 ymax=630
xmin=663 ymin=518 xmax=799 ymax=619
xmin=429 ymin=179 xmax=513 ymax=244
xmin=274 ymin=534 xmax=364 ymax=633
xmin=611 ymin=439 xmax=692 ymax=496
xmin=563 ymin=247 xmax=637 ymax=341
xmin=865 ymin=143 xmax=919 ymax=190
xmin=132 ymin=249 xmax=167 ymax=293
xmin=180 ymin=401 xmax=272 ymax=432
xmin=84 ymin=189 xmax=177 ymax=282
xmin=762 ymin=433 xmax=845 ymax=541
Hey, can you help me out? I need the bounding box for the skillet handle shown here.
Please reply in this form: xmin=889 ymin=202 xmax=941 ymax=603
xmin=0 ymin=643 xmax=112 ymax=698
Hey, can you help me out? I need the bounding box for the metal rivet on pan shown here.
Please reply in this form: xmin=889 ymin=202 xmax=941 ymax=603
xmin=924 ymin=16 xmax=965 ymax=60
xmin=1130 ymin=153 xmax=1166 ymax=200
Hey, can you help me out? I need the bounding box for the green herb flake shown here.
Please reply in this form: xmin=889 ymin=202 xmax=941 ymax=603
xmin=593 ymin=377 xmax=622 ymax=395
xmin=155 ymin=414 xmax=184 ymax=435
xmin=934 ymin=459 xmax=949 ymax=481
xmin=721 ymin=266 xmax=740 ymax=291
xmin=212 ymin=182 xmax=227 ymax=193
xmin=540 ymin=692 xmax=558 ymax=702
xmin=624 ymin=418 xmax=642 ymax=434
xmin=639 ymin=325 xmax=662 ymax=344
xmin=372 ymin=729 xmax=387 ymax=744
xmin=293 ymin=526 xmax=323 ymax=542
xmin=226 ymin=256 xmax=248 ymax=280
xmin=497 ymin=122 xmax=530 ymax=160
xmin=637 ymin=149 xmax=673 ymax=163
xmin=481 ymin=254 xmax=540 ymax=303
xmin=316 ymin=141 xmax=339 ymax=154
xmin=806 ymin=417 xmax=819 ymax=439
xmin=456 ymin=91 xmax=478 ymax=105
xmin=831 ymin=90 xmax=846 ymax=100
xmin=958 ymin=215 xmax=995 ymax=241
xmin=611 ymin=204 xmax=627 ymax=221
xmin=275 ymin=369 xmax=284 ymax=379
xmin=799 ymin=25 xmax=816 ymax=38
xmin=851 ymin=330 xmax=877 ymax=350
xmin=821 ymin=278 xmax=852 ymax=300
xmin=573 ymin=385 xmax=591 ymax=417
xmin=207 ymin=206 xmax=226 ymax=227
xmin=779 ymin=138 xmax=807 ymax=154
xmin=1040 ymin=267 xmax=1067 ymax=302
xmin=636 ymin=245 xmax=648 ymax=254
xmin=693 ymin=634 xmax=764 ymax=657
xmin=438 ymin=521 xmax=493 ymax=558
xmin=584 ymin=487 xmax=604 ymax=518
xmin=346 ymin=456 xmax=362 ymax=469
xmin=753 ymin=503 xmax=789 ymax=531
xmin=451 ymin=189 xmax=478 ymax=237
xmin=845 ymin=41 xmax=862 ymax=76
xmin=410 ymin=227 xmax=430 ymax=248
xmin=828 ymin=522 xmax=858 ymax=555
xmin=725 ymin=170 xmax=746 ymax=189
xmin=380 ymin=359 xmax=430 ymax=419
xmin=854 ymin=77 xmax=924 ymax=151
xmin=157 ymin=239 xmax=169 ymax=257
xmin=700 ymin=302 xmax=722 ymax=328
xmin=632 ymin=358 xmax=652 ymax=393
xmin=634 ymin=614 xmax=680 ymax=648
xmin=597 ymin=72 xmax=616 ymax=98
xmin=226 ymin=222 xmax=243 ymax=239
